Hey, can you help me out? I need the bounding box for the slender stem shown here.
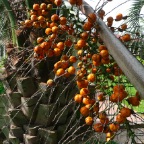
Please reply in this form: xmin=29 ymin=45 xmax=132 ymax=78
xmin=1 ymin=0 xmax=18 ymax=46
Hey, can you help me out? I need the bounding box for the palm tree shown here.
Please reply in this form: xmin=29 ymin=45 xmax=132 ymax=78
xmin=127 ymin=0 xmax=144 ymax=33
xmin=126 ymin=0 xmax=144 ymax=58
xmin=1 ymin=0 xmax=144 ymax=144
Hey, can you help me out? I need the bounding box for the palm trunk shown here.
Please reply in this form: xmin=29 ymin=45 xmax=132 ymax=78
xmin=0 ymin=1 xmax=87 ymax=143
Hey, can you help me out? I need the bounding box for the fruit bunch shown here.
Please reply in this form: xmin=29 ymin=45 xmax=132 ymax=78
xmin=22 ymin=0 xmax=141 ymax=142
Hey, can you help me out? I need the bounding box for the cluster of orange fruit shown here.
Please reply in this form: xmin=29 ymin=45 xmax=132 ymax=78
xmin=23 ymin=0 xmax=141 ymax=142
xmin=24 ymin=2 xmax=75 ymax=59
xmin=107 ymin=12 xmax=131 ymax=42
xmin=110 ymin=85 xmax=128 ymax=103
xmin=75 ymin=83 xmax=140 ymax=141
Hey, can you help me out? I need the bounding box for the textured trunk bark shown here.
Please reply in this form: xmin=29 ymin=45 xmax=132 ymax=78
xmin=0 ymin=1 xmax=88 ymax=143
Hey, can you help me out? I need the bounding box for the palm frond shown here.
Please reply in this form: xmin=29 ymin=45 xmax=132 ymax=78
xmin=124 ymin=0 xmax=144 ymax=58
xmin=127 ymin=0 xmax=144 ymax=33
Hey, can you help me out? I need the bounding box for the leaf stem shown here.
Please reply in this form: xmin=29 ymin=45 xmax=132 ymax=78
xmin=1 ymin=0 xmax=18 ymax=46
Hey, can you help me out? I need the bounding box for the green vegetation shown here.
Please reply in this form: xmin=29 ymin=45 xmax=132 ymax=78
xmin=137 ymin=56 xmax=144 ymax=64
xmin=123 ymin=99 xmax=144 ymax=113
xmin=0 ymin=57 xmax=5 ymax=94
xmin=0 ymin=82 xmax=4 ymax=94
xmin=133 ymin=100 xmax=144 ymax=113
